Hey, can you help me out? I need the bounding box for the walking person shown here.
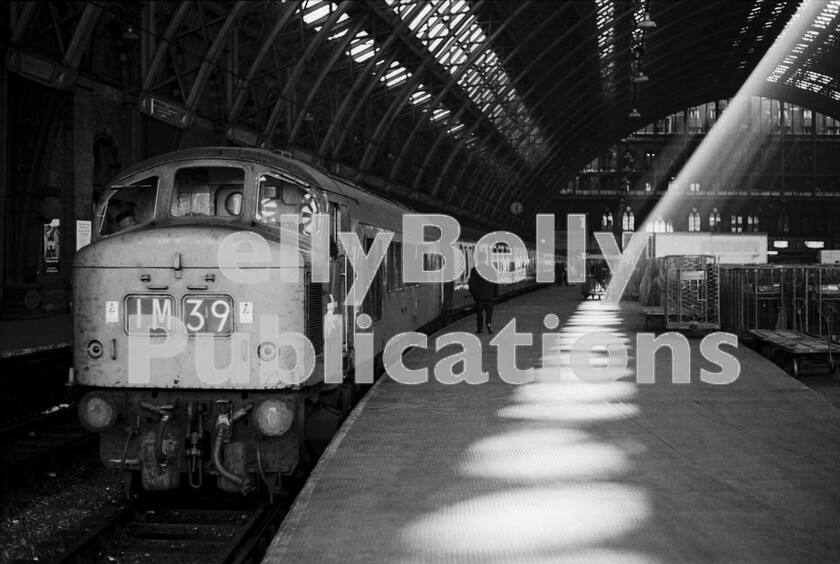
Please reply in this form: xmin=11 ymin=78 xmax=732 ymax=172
xmin=469 ymin=251 xmax=498 ymax=334
xmin=556 ymin=260 xmax=568 ymax=286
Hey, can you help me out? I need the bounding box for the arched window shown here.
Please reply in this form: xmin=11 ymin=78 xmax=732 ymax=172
xmin=688 ymin=208 xmax=701 ymax=232
xmin=654 ymin=217 xmax=666 ymax=233
xmin=802 ymin=215 xmax=812 ymax=235
xmin=730 ymin=215 xmax=744 ymax=233
xmin=709 ymin=208 xmax=721 ymax=231
xmin=666 ymin=220 xmax=674 ymax=233
xmin=601 ymin=210 xmax=614 ymax=230
xmin=778 ymin=212 xmax=789 ymax=233
xmin=747 ymin=213 xmax=759 ymax=232
xmin=622 ymin=207 xmax=635 ymax=231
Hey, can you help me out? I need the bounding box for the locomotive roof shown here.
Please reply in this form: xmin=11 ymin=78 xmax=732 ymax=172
xmin=112 ymin=147 xmax=413 ymax=214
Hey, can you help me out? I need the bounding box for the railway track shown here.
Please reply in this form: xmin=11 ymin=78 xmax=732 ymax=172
xmin=50 ymin=494 xmax=291 ymax=564
xmin=0 ymin=404 xmax=96 ymax=483
xmin=0 ymin=344 xmax=74 ymax=422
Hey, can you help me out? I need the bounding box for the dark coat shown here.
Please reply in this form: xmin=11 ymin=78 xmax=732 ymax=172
xmin=469 ymin=267 xmax=498 ymax=300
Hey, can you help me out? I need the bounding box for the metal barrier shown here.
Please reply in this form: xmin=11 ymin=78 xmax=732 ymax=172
xmin=719 ymin=265 xmax=840 ymax=339
xmin=663 ymin=255 xmax=720 ymax=331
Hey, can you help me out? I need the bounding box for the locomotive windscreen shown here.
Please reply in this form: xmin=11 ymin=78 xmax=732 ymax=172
xmin=171 ymin=166 xmax=245 ymax=217
xmin=100 ymin=176 xmax=159 ymax=235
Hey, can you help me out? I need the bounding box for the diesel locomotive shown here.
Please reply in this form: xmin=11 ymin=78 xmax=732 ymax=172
xmin=72 ymin=147 xmax=540 ymax=496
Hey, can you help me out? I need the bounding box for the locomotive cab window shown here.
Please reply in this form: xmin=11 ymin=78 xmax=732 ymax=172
xmin=171 ymin=166 xmax=245 ymax=217
xmin=100 ymin=176 xmax=159 ymax=236
xmin=256 ymin=174 xmax=319 ymax=235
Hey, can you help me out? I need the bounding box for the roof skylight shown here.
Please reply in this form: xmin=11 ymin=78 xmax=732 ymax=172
xmin=595 ymin=0 xmax=616 ymax=89
xmin=766 ymin=0 xmax=840 ymax=102
xmin=385 ymin=0 xmax=549 ymax=167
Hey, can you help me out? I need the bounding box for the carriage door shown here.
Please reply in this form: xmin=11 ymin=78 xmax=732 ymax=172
xmin=329 ymin=203 xmax=352 ymax=363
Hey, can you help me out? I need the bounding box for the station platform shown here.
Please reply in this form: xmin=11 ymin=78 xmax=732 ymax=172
xmin=265 ymin=284 xmax=840 ymax=563
xmin=0 ymin=312 xmax=73 ymax=357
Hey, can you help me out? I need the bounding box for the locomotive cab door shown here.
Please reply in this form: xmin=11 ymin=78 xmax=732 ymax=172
xmin=329 ymin=203 xmax=352 ymax=372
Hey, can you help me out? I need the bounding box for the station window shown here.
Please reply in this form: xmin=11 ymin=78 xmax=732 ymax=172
xmin=688 ymin=208 xmax=701 ymax=232
xmin=647 ymin=217 xmax=667 ymax=233
xmin=688 ymin=108 xmax=701 ymax=132
xmin=622 ymin=207 xmax=635 ymax=231
xmin=171 ymin=167 xmax=244 ymax=218
xmin=802 ymin=215 xmax=814 ymax=235
xmin=778 ymin=212 xmax=789 ymax=233
xmin=709 ymin=209 xmax=721 ymax=231
xmin=601 ymin=211 xmax=614 ymax=230
xmin=100 ymin=175 xmax=159 ymax=236
xmin=621 ymin=148 xmax=635 ymax=172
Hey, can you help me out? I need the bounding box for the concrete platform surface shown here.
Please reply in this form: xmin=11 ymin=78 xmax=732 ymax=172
xmin=265 ymin=285 xmax=840 ymax=564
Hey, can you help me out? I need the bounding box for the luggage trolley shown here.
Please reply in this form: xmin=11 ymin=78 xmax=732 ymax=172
xmin=750 ymin=299 xmax=838 ymax=376
xmin=747 ymin=280 xmax=784 ymax=331
xmin=806 ymin=268 xmax=840 ymax=338
xmin=663 ymin=255 xmax=720 ymax=332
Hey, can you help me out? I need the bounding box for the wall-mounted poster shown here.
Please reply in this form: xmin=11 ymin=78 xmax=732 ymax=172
xmin=76 ymin=220 xmax=91 ymax=250
xmin=44 ymin=219 xmax=60 ymax=274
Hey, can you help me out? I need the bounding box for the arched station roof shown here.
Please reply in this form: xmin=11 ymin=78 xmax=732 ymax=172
xmin=4 ymin=0 xmax=840 ymax=232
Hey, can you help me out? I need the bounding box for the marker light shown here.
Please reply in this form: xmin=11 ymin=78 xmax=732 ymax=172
xmin=258 ymin=342 xmax=277 ymax=361
xmin=252 ymin=398 xmax=293 ymax=436
xmin=78 ymin=393 xmax=118 ymax=432
xmin=87 ymin=340 xmax=104 ymax=359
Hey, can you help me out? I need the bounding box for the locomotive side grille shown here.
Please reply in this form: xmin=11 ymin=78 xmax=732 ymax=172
xmin=305 ymin=272 xmax=324 ymax=356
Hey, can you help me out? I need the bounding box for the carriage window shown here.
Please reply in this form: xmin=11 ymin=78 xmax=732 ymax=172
xmin=388 ymin=242 xmax=404 ymax=291
xmin=362 ymin=236 xmax=383 ymax=321
xmin=171 ymin=166 xmax=244 ymax=217
xmin=100 ymin=176 xmax=159 ymax=235
xmin=256 ymin=174 xmax=318 ymax=234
